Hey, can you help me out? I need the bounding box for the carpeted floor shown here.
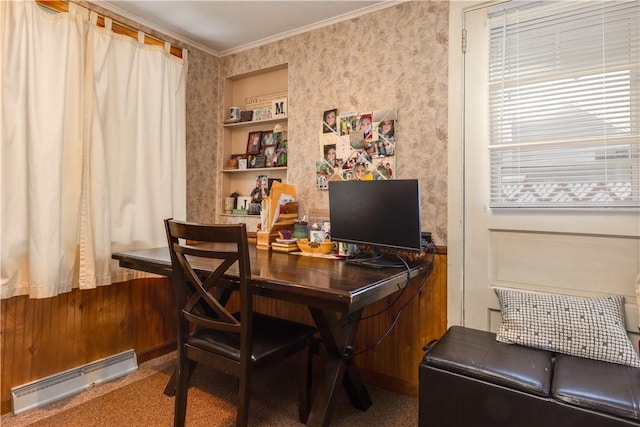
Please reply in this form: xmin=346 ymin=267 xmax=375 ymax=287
xmin=2 ymin=353 xmax=417 ymax=426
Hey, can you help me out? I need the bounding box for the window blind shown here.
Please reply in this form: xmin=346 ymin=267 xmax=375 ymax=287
xmin=488 ymin=0 xmax=640 ymax=208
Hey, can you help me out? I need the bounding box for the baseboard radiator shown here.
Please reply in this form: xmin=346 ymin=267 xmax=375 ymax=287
xmin=10 ymin=349 xmax=138 ymax=415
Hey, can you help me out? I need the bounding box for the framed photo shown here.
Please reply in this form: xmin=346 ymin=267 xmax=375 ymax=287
xmin=246 ymin=131 xmax=262 ymax=155
xmin=260 ymin=130 xmax=276 ymax=147
xmin=247 ymin=155 xmax=257 ymax=168
xmin=253 ymin=154 xmax=267 ymax=169
xmin=247 ymin=154 xmax=267 ymax=169
xmin=264 ymin=146 xmax=276 ymax=167
xmin=230 ymin=153 xmax=246 ymax=163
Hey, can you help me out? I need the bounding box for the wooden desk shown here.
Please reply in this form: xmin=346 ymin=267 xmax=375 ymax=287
xmin=113 ymin=246 xmax=431 ymax=426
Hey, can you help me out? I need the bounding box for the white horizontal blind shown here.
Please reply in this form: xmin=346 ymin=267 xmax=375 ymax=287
xmin=488 ymin=0 xmax=640 ymax=208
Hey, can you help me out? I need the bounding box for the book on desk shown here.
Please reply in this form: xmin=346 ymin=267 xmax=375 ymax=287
xmin=271 ymin=241 xmax=299 ymax=253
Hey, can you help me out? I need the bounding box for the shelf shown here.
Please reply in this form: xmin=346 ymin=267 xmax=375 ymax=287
xmin=222 ymin=167 xmax=287 ymax=173
xmin=220 ymin=64 xmax=288 ymax=229
xmin=221 ymin=213 xmax=261 ymax=218
xmin=223 ymin=116 xmax=287 ymax=129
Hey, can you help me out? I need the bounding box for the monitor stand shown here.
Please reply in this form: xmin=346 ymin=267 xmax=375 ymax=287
xmin=345 ymin=247 xmax=406 ymax=269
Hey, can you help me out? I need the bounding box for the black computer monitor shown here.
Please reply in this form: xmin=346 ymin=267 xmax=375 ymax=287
xmin=328 ymin=179 xmax=422 ymax=268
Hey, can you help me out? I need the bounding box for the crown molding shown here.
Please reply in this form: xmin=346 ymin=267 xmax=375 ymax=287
xmin=91 ymin=0 xmax=406 ymax=58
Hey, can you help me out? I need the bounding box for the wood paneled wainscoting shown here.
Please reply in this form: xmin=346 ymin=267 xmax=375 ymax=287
xmin=0 ymin=278 xmax=177 ymax=415
xmin=1 ymin=251 xmax=446 ymax=414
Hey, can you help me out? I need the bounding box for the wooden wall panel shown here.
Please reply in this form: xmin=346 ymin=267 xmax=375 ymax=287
xmin=1 ymin=253 xmax=446 ymax=414
xmin=1 ymin=278 xmax=176 ymax=414
xmin=355 ymin=252 xmax=447 ymax=396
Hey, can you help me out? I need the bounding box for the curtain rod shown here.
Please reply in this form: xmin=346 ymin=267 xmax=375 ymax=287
xmin=35 ymin=0 xmax=184 ymax=58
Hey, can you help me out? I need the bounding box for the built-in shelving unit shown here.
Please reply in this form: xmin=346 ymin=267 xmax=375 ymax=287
xmin=219 ymin=64 xmax=288 ymax=225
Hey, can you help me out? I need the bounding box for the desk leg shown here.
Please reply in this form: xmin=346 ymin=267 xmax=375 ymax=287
xmin=163 ymin=370 xmax=177 ymax=396
xmin=306 ymin=308 xmax=372 ymax=427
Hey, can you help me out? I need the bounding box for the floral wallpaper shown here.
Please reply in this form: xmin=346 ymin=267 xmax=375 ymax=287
xmin=184 ymin=52 xmax=219 ymax=223
xmin=91 ymin=0 xmax=449 ymax=245
xmin=216 ymin=1 xmax=449 ymax=244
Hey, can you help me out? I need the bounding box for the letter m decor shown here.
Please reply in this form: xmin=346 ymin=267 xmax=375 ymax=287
xmin=272 ymin=98 xmax=287 ymax=117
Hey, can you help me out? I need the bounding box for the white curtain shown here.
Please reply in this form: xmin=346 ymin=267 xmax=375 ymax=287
xmin=1 ymin=1 xmax=87 ymax=298
xmin=1 ymin=1 xmax=187 ymax=298
xmin=81 ymin=15 xmax=187 ymax=286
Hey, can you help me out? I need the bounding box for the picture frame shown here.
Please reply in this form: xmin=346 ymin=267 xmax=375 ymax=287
xmin=260 ymin=130 xmax=276 ymax=147
xmin=246 ymin=131 xmax=262 ymax=155
xmin=247 ymin=155 xmax=257 ymax=168
xmin=228 ymin=153 xmax=246 ymax=168
xmin=264 ymin=146 xmax=276 ymax=167
xmin=253 ymin=154 xmax=267 ymax=169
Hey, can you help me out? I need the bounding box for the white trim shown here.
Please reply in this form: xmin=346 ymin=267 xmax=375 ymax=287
xmin=449 ymin=0 xmax=504 ymax=328
xmin=218 ymin=1 xmax=404 ymax=56
xmin=95 ymin=1 xmax=404 ymax=58
xmin=448 ymin=1 xmax=472 ymax=328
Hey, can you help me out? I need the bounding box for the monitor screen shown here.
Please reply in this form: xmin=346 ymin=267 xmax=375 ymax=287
xmin=328 ymin=179 xmax=422 ymax=261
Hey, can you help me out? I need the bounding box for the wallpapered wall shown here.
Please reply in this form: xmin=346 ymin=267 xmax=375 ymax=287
xmin=184 ymin=52 xmax=219 ymax=223
xmin=91 ymin=1 xmax=449 ymax=245
xmin=214 ymin=1 xmax=449 ymax=244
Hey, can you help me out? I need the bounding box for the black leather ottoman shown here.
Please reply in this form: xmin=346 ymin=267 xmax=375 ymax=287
xmin=419 ymin=326 xmax=640 ymax=427
xmin=419 ymin=326 xmax=553 ymax=427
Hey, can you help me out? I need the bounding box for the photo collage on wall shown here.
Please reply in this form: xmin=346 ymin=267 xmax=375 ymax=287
xmin=315 ymin=108 xmax=397 ymax=190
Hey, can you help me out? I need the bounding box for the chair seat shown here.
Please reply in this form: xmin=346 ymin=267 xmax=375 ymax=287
xmin=188 ymin=312 xmax=316 ymax=363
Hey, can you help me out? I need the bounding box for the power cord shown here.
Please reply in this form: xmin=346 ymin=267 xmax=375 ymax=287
xmin=358 ymin=254 xmax=411 ymax=321
xmin=343 ymin=273 xmax=431 ymax=359
xmin=342 ymin=242 xmax=436 ymax=358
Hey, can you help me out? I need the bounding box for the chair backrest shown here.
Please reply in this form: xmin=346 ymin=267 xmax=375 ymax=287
xmin=164 ymin=219 xmax=252 ymax=355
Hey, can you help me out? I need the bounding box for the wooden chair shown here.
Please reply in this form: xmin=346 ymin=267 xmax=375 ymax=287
xmin=164 ymin=219 xmax=316 ymax=427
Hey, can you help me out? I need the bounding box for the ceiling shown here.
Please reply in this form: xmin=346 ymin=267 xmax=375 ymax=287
xmin=98 ymin=1 xmax=391 ymax=55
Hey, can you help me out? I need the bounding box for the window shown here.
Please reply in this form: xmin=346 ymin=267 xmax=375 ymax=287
xmin=488 ymin=0 xmax=640 ymax=208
